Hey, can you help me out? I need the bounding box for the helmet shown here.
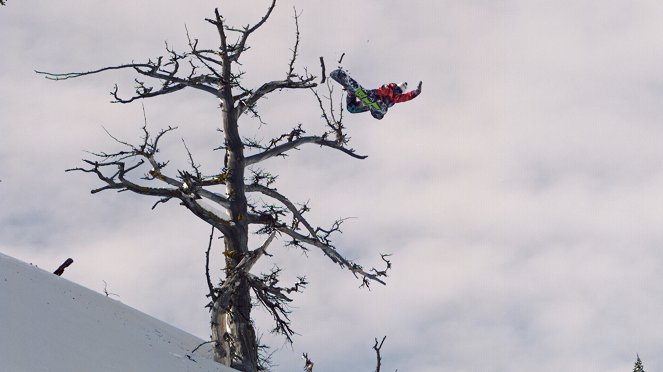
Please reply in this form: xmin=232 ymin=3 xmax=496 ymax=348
xmin=395 ymin=82 xmax=408 ymax=94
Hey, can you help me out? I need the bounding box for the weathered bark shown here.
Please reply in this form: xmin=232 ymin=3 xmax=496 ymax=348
xmin=211 ymin=276 xmax=258 ymax=371
xmin=207 ymin=7 xmax=259 ymax=369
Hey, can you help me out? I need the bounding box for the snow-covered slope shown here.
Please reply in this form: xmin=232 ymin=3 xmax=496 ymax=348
xmin=0 ymin=252 xmax=236 ymax=372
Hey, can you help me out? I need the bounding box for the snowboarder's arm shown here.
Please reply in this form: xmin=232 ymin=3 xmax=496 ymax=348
xmin=393 ymin=81 xmax=422 ymax=103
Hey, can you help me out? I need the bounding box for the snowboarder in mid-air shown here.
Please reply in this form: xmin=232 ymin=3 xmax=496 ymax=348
xmin=346 ymin=81 xmax=422 ymax=115
xmin=330 ymin=68 xmax=422 ymax=120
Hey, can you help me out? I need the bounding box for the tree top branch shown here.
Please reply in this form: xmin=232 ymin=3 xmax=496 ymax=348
xmin=237 ymin=77 xmax=317 ymax=118
xmin=244 ymin=136 xmax=366 ymax=166
xmin=226 ymin=0 xmax=277 ymax=63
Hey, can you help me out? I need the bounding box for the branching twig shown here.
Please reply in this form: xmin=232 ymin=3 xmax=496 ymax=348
xmin=238 ymin=77 xmax=317 ymax=119
xmin=371 ymin=254 xmax=392 ymax=279
xmin=236 ymin=232 xmax=276 ymax=273
xmin=311 ymin=84 xmax=346 ymax=144
xmin=189 ymin=340 xmax=216 ymax=358
xmin=249 ymin=268 xmax=307 ymax=342
xmin=319 ymin=57 xmax=326 ymax=84
xmin=102 ymin=280 xmax=120 ymax=298
xmin=67 ymin=126 xmax=235 ymax=237
xmin=246 ymin=184 xmax=316 ymax=237
xmin=223 ymin=0 xmax=277 ymax=63
xmin=36 ymin=63 xmax=153 ymax=81
xmin=182 ymin=138 xmax=202 ymax=179
xmin=287 ymin=7 xmax=302 ymax=78
xmin=205 ymin=226 xmax=217 ymax=302
xmin=37 ymin=59 xmax=220 ymax=103
xmin=244 ymin=135 xmax=366 ymax=165
xmin=276 ymin=224 xmax=389 ymax=287
xmin=373 ymin=336 xmax=387 ymax=372
xmin=302 ymin=352 xmax=314 ymax=372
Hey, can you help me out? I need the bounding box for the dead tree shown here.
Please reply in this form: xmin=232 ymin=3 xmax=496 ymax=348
xmin=373 ymin=336 xmax=387 ymax=372
xmin=302 ymin=353 xmax=314 ymax=372
xmin=302 ymin=336 xmax=389 ymax=372
xmin=38 ymin=2 xmax=390 ymax=371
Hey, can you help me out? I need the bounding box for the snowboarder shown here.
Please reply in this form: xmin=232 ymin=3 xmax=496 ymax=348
xmin=329 ymin=68 xmax=422 ymax=119
xmin=346 ymin=81 xmax=422 ymax=115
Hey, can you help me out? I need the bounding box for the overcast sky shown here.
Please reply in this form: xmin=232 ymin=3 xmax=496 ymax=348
xmin=2 ymin=1 xmax=663 ymax=371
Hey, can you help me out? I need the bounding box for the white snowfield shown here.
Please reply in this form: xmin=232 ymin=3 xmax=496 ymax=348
xmin=0 ymin=252 xmax=237 ymax=372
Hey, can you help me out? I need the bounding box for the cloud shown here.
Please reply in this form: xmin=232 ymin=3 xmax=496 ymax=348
xmin=3 ymin=0 xmax=663 ymax=371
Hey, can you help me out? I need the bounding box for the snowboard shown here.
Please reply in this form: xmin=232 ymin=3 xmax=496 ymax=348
xmin=330 ymin=68 xmax=387 ymax=120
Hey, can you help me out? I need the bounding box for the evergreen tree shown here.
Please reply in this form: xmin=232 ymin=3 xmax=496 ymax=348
xmin=633 ymin=354 xmax=645 ymax=372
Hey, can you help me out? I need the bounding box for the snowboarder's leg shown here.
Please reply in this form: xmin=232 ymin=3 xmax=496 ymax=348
xmin=370 ymin=110 xmax=385 ymax=120
xmin=369 ymin=89 xmax=388 ymax=119
xmin=346 ymin=91 xmax=369 ymax=114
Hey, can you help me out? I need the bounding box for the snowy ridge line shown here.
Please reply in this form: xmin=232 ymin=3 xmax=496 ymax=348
xmin=0 ymin=252 xmax=238 ymax=372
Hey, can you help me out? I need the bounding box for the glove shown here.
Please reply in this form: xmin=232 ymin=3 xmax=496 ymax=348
xmin=416 ymin=81 xmax=422 ymax=94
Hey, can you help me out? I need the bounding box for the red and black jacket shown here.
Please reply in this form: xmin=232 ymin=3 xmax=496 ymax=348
xmin=375 ymin=83 xmax=420 ymax=107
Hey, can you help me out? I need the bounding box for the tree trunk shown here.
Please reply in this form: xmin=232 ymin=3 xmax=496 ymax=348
xmin=210 ymin=78 xmax=259 ymax=371
xmin=211 ymin=273 xmax=258 ymax=371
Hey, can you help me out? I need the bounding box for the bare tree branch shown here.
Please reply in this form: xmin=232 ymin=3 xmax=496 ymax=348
xmin=245 ymin=136 xmax=366 ymax=165
xmin=224 ymin=0 xmax=277 ymax=63
xmin=189 ymin=340 xmax=216 ymax=357
xmin=245 ymin=184 xmax=316 ymax=236
xmin=67 ymin=137 xmax=235 ymax=237
xmin=102 ymin=280 xmax=120 ymax=298
xmin=311 ymin=83 xmax=346 ymax=144
xmin=276 ymin=225 xmax=388 ymax=287
xmin=235 ymin=232 xmax=276 ymax=273
xmin=237 ymin=77 xmax=317 ymax=118
xmin=246 ymin=178 xmax=391 ymax=288
xmin=373 ymin=336 xmax=387 ymax=372
xmin=184 ymin=24 xmax=223 ymax=78
xmin=36 ymin=63 xmax=153 ymax=81
xmin=205 ymin=8 xmax=231 ymax=76
xmin=302 ymin=353 xmax=314 ymax=372
xmin=287 ymin=7 xmax=302 ymax=79
xmin=82 ymin=124 xmax=233 ymax=212
xmin=248 ymin=268 xmax=307 ymax=342
xmin=37 ymin=49 xmax=223 ymax=103
xmin=206 ymin=226 xmax=217 ymax=302
xmin=319 ymin=57 xmax=326 ymax=84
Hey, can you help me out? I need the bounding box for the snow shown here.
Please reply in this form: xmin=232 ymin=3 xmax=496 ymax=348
xmin=0 ymin=252 xmax=237 ymax=372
